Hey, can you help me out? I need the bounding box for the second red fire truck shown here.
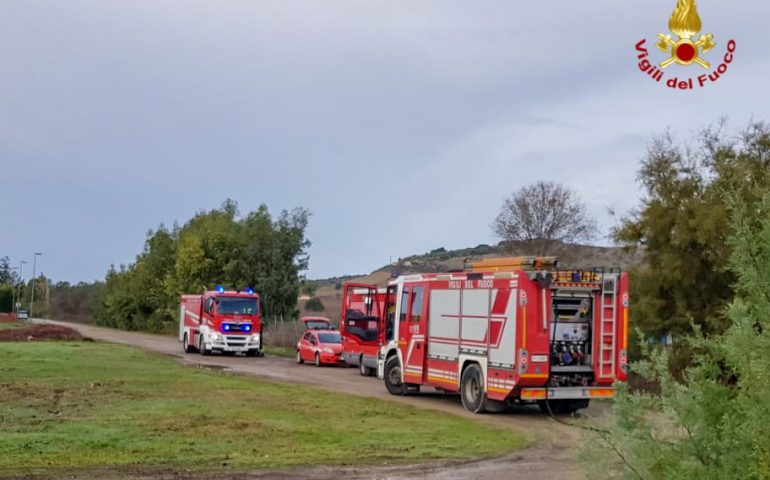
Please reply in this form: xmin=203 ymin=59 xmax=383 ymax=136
xmin=343 ymin=257 xmax=629 ymax=413
xmin=179 ymin=286 xmax=263 ymax=357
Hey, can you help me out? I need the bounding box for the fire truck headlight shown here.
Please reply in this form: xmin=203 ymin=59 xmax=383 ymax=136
xmin=210 ymin=332 xmax=223 ymax=341
xmin=249 ymin=333 xmax=261 ymax=344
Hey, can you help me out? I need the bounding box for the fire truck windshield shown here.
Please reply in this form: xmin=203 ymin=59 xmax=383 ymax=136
xmin=217 ymin=298 xmax=259 ymax=315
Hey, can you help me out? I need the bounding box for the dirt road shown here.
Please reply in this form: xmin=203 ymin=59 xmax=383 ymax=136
xmin=33 ymin=319 xmax=601 ymax=480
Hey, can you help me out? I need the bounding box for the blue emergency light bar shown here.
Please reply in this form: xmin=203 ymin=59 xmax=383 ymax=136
xmin=222 ymin=323 xmax=252 ymax=333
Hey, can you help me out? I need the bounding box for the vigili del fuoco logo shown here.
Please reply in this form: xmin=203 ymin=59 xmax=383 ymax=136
xmin=635 ymin=0 xmax=736 ymax=90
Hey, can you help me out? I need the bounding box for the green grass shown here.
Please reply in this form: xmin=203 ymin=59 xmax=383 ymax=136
xmin=0 ymin=342 xmax=526 ymax=477
xmin=263 ymin=345 xmax=296 ymax=358
xmin=0 ymin=321 xmax=24 ymax=330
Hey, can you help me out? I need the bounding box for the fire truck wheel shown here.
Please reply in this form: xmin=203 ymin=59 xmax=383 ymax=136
xmin=182 ymin=333 xmax=196 ymax=354
xmin=359 ymin=355 xmax=373 ymax=377
xmin=384 ymin=356 xmax=406 ymax=396
xmin=296 ymin=350 xmax=304 ymax=364
xmin=460 ymin=364 xmax=487 ymax=413
xmin=314 ymin=353 xmax=321 ymax=367
xmin=198 ymin=334 xmax=211 ymax=356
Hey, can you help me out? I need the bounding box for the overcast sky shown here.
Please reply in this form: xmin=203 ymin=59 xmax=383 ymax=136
xmin=2 ymin=0 xmax=768 ymax=283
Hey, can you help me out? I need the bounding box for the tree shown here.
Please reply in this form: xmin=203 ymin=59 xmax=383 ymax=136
xmin=93 ymin=200 xmax=311 ymax=331
xmin=304 ymin=297 xmax=325 ymax=312
xmin=300 ymin=281 xmax=317 ymax=297
xmin=493 ymin=181 xmax=597 ymax=255
xmin=614 ymin=122 xmax=770 ymax=350
xmin=588 ymin=189 xmax=770 ymax=479
xmin=0 ymin=256 xmax=19 ymax=284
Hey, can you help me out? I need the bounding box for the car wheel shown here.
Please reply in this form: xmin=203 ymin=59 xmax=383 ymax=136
xmin=296 ymin=350 xmax=304 ymax=364
xmin=384 ymin=356 xmax=406 ymax=396
xmin=460 ymin=363 xmax=487 ymax=413
xmin=314 ymin=353 xmax=321 ymax=367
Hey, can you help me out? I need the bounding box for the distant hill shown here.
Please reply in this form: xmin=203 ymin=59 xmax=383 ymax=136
xmin=300 ymin=240 xmax=643 ymax=320
xmin=370 ymin=240 xmax=643 ymax=277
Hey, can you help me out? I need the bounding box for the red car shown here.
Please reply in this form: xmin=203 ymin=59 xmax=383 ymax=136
xmin=296 ymin=330 xmax=344 ymax=366
xmin=300 ymin=316 xmax=333 ymax=330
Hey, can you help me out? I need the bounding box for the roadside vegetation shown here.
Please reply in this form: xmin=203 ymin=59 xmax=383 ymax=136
xmin=614 ymin=121 xmax=770 ymax=361
xmin=588 ymin=121 xmax=770 ymax=478
xmin=262 ymin=345 xmax=296 ymax=358
xmin=0 ymin=321 xmax=23 ymax=331
xmin=93 ymin=200 xmax=310 ymax=332
xmin=0 ymin=341 xmax=526 ymax=477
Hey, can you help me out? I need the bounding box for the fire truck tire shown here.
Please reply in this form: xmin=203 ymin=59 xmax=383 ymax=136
xmin=296 ymin=350 xmax=304 ymax=364
xmin=359 ymin=355 xmax=374 ymax=377
xmin=314 ymin=353 xmax=321 ymax=367
xmin=245 ymin=349 xmax=258 ymax=357
xmin=460 ymin=364 xmax=487 ymax=413
xmin=384 ymin=356 xmax=406 ymax=396
xmin=198 ymin=334 xmax=211 ymax=356
xmin=182 ymin=333 xmax=196 ymax=354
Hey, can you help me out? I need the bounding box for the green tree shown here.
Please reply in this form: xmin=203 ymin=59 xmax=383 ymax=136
xmin=614 ymin=122 xmax=770 ymax=349
xmin=590 ymin=189 xmax=770 ymax=479
xmin=0 ymin=284 xmax=13 ymax=312
xmin=94 ymin=200 xmax=310 ymax=331
xmin=304 ymin=297 xmax=325 ymax=312
xmin=0 ymin=256 xmax=19 ymax=284
xmin=300 ymin=281 xmax=318 ymax=297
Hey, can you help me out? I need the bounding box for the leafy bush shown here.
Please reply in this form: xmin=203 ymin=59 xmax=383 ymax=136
xmin=590 ymin=191 xmax=770 ymax=479
xmin=304 ymin=297 xmax=325 ymax=312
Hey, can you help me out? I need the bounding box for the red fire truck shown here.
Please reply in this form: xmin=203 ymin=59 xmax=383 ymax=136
xmin=340 ymin=284 xmax=389 ymax=376
xmin=179 ymin=286 xmax=263 ymax=357
xmin=367 ymin=257 xmax=629 ymax=413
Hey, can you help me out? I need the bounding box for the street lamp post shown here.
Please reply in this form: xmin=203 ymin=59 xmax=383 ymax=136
xmin=16 ymin=260 xmax=26 ymax=314
xmin=30 ymin=252 xmax=42 ymax=319
xmin=9 ymin=266 xmax=19 ymax=315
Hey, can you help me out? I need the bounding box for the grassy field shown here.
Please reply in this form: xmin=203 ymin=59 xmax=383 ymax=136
xmin=0 ymin=321 xmax=23 ymax=330
xmin=0 ymin=341 xmax=526 ymax=477
xmin=263 ymin=345 xmax=297 ymax=358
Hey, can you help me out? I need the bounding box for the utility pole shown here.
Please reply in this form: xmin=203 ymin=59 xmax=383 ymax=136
xmin=16 ymin=260 xmax=26 ymax=314
xmin=9 ymin=266 xmax=19 ymax=314
xmin=30 ymin=252 xmax=42 ymax=318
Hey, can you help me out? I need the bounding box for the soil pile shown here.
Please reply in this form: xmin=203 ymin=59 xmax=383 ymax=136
xmin=0 ymin=325 xmax=84 ymax=342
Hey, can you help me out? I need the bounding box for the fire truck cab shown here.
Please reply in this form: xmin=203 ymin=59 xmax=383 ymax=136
xmin=179 ymin=287 xmax=263 ymax=357
xmin=373 ymin=257 xmax=629 ymax=413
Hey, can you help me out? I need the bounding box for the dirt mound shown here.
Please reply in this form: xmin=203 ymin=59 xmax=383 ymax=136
xmin=0 ymin=325 xmax=84 ymax=342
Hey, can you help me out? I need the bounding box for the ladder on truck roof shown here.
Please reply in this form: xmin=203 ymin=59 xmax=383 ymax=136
xmin=598 ymin=272 xmax=619 ymax=379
